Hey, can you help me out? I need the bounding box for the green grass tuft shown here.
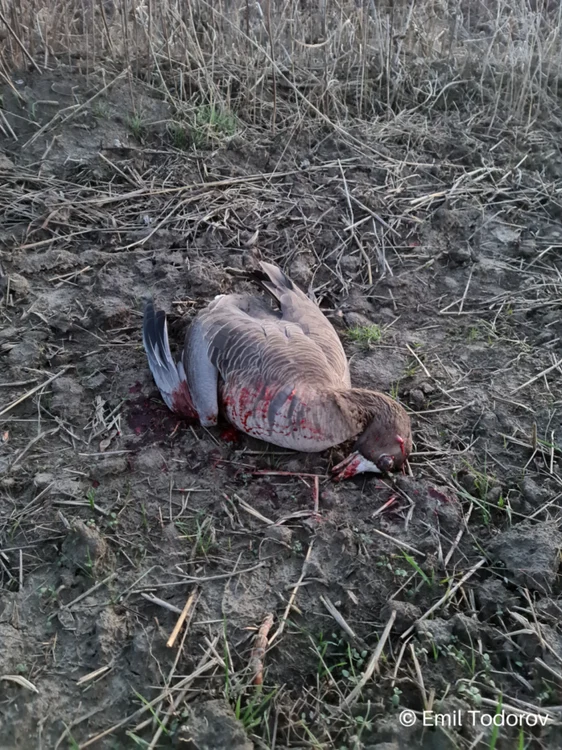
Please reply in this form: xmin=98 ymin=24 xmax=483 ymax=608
xmin=347 ymin=324 xmax=382 ymax=347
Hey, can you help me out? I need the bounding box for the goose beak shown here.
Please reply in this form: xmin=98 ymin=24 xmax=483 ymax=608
xmin=331 ymin=451 xmax=381 ymax=481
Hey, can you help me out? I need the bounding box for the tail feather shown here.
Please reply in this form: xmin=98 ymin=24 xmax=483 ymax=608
xmin=142 ymin=300 xmax=197 ymax=419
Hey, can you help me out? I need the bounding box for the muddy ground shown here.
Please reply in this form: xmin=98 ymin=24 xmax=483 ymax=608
xmin=1 ymin=66 xmax=562 ymax=750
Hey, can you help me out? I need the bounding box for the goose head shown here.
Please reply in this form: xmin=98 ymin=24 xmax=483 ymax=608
xmin=332 ymin=391 xmax=412 ymax=480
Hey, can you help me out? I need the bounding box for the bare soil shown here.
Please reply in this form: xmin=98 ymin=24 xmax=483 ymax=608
xmin=1 ymin=66 xmax=562 ymax=750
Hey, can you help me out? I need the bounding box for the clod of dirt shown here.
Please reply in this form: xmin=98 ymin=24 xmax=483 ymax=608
xmin=92 ymin=455 xmax=128 ymax=476
xmin=345 ymin=311 xmax=375 ymax=328
xmin=289 ymin=254 xmax=314 ymax=286
xmin=408 ymin=388 xmax=426 ymax=410
xmin=447 ymin=244 xmax=472 ymax=264
xmin=488 ymin=522 xmax=562 ymax=592
xmin=20 ymin=248 xmax=78 ymax=274
xmin=395 ymin=477 xmax=462 ymax=530
xmin=0 ymin=623 xmax=24 ymax=673
xmin=364 ymin=717 xmax=418 ymax=750
xmin=57 ymin=608 xmax=76 ymax=630
xmin=536 ymin=598 xmax=562 ymax=621
xmin=96 ymin=608 xmax=128 ymax=657
xmin=491 ymin=224 xmax=520 ymax=245
xmin=50 ymin=376 xmax=86 ymax=420
xmin=486 ymin=485 xmax=502 ymax=504
xmin=0 ymin=325 xmax=18 ymax=342
xmin=4 ymin=272 xmax=30 ymax=299
xmin=33 ymin=472 xmax=54 ymax=487
xmin=458 ymin=471 xmax=479 ymax=496
xmin=383 ymin=600 xmax=422 ymax=631
xmin=340 ymin=254 xmax=361 ymax=275
xmin=134 ymin=446 xmax=167 ymax=473
xmin=264 ymin=525 xmax=292 ymax=545
xmin=0 ymin=152 xmax=14 ymax=169
xmin=52 ymin=477 xmax=84 ymax=497
xmin=187 ymin=261 xmax=229 ymax=297
xmin=520 ymin=476 xmax=546 ymax=506
xmin=61 ymin=520 xmax=110 ymax=574
xmin=451 ymin=612 xmax=480 ymax=639
xmin=477 ymin=578 xmax=518 ymax=618
xmin=416 ymin=617 xmax=453 ymax=647
xmin=90 ymin=296 xmax=132 ymax=329
xmin=175 ymin=699 xmax=253 ymax=749
xmin=350 ymin=349 xmax=407 ymax=393
xmin=7 ymin=338 xmax=45 ymax=371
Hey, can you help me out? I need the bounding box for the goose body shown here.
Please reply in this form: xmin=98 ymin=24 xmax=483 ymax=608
xmin=142 ymin=262 xmax=412 ymax=479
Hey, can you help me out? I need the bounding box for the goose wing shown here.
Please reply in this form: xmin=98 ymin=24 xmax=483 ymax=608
xmin=253 ymin=261 xmax=351 ymax=388
xmin=191 ymin=293 xmax=352 ymax=450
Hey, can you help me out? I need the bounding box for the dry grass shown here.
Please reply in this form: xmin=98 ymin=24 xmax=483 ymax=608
xmin=2 ymin=0 xmax=562 ymax=135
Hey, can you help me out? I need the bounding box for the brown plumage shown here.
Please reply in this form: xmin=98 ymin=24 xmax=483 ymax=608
xmin=143 ymin=261 xmax=412 ymax=479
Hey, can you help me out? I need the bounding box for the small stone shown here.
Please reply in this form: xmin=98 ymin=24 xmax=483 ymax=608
xmin=420 ymin=382 xmax=435 ymax=394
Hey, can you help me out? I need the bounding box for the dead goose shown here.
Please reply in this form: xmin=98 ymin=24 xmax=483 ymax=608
xmin=142 ymin=261 xmax=412 ymax=480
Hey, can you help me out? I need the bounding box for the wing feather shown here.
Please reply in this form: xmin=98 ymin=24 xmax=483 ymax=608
xmin=255 ymin=262 xmax=350 ymax=387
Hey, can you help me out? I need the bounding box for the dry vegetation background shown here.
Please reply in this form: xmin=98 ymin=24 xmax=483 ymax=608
xmin=2 ymin=0 xmax=562 ymax=748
